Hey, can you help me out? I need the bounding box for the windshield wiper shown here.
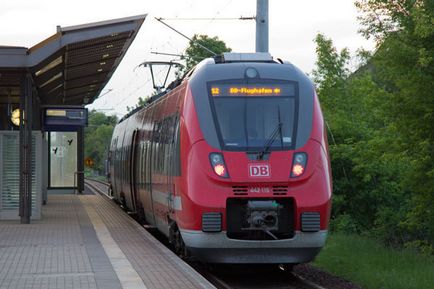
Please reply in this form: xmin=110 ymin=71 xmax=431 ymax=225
xmin=257 ymin=107 xmax=283 ymax=160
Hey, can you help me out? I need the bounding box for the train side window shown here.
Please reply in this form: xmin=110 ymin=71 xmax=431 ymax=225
xmin=159 ymin=120 xmax=166 ymax=174
xmin=163 ymin=116 xmax=171 ymax=175
xmin=152 ymin=122 xmax=160 ymax=174
xmin=142 ymin=140 xmax=146 ymax=190
xmin=124 ymin=146 xmax=128 ymax=184
xmin=122 ymin=147 xmax=124 ymax=184
xmin=163 ymin=118 xmax=171 ymax=173
xmin=172 ymin=116 xmax=181 ymax=176
xmin=145 ymin=140 xmax=150 ymax=188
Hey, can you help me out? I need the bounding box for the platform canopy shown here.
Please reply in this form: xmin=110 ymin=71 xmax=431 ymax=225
xmin=0 ymin=14 xmax=146 ymax=106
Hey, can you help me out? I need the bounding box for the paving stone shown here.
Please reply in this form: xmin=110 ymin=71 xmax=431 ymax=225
xmin=0 ymin=195 xmax=120 ymax=289
xmin=0 ymin=192 xmax=214 ymax=289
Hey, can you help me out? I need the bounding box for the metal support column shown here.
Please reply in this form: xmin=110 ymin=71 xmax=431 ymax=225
xmin=19 ymin=73 xmax=33 ymax=224
xmin=256 ymin=0 xmax=269 ymax=52
xmin=77 ymin=126 xmax=84 ymax=194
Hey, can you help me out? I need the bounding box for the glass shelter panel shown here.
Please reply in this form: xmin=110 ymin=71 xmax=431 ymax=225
xmin=1 ymin=133 xmax=36 ymax=211
xmin=50 ymin=132 xmax=77 ymax=187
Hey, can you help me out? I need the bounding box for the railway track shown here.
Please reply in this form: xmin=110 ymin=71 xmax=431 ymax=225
xmin=85 ymin=178 xmax=112 ymax=198
xmin=84 ymin=178 xmax=328 ymax=289
xmin=194 ymin=263 xmax=327 ymax=289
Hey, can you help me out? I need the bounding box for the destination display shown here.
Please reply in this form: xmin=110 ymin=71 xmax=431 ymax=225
xmin=44 ymin=107 xmax=88 ymax=130
xmin=210 ymin=82 xmax=295 ymax=97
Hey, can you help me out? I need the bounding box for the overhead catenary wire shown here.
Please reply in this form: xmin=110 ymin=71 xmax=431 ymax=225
xmin=204 ymin=0 xmax=235 ymax=32
xmin=151 ymin=51 xmax=184 ymax=57
xmin=96 ymin=6 xmax=239 ymax=114
xmin=155 ymin=17 xmax=217 ymax=56
xmin=100 ymin=6 xmax=253 ymax=116
xmin=156 ymin=16 xmax=255 ymax=21
xmin=101 ymin=39 xmax=184 ymax=114
xmin=114 ymin=67 xmax=169 ymax=108
xmin=91 ymin=0 xmax=256 ymax=116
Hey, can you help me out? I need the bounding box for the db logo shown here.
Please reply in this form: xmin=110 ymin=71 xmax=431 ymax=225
xmin=249 ymin=164 xmax=271 ymax=177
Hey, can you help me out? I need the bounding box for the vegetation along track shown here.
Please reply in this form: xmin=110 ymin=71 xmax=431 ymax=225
xmin=84 ymin=178 xmax=342 ymax=289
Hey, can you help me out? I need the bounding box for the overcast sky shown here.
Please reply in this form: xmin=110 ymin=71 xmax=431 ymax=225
xmin=1 ymin=0 xmax=374 ymax=117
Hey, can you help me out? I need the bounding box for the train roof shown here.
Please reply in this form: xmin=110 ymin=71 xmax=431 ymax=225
xmin=118 ymin=53 xmax=288 ymax=123
xmin=214 ymin=52 xmax=274 ymax=63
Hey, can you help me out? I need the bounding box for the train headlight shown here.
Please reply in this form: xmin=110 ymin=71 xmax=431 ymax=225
xmin=209 ymin=153 xmax=229 ymax=178
xmin=290 ymin=152 xmax=307 ymax=178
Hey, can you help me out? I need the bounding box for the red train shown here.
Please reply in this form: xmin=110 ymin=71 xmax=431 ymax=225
xmin=109 ymin=53 xmax=332 ymax=264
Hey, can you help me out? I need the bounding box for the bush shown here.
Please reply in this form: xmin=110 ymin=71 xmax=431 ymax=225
xmin=330 ymin=214 xmax=359 ymax=234
xmin=404 ymin=240 xmax=434 ymax=257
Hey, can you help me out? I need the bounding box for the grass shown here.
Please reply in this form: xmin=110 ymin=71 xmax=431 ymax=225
xmin=313 ymin=233 xmax=434 ymax=289
xmin=84 ymin=169 xmax=107 ymax=182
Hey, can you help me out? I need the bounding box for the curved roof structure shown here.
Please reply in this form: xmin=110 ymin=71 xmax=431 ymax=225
xmin=0 ymin=14 xmax=146 ymax=106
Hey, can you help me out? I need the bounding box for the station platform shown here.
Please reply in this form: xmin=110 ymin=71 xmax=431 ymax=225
xmin=0 ymin=188 xmax=214 ymax=289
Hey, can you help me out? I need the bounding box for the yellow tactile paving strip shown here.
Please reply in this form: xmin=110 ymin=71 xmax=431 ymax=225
xmin=79 ymin=193 xmax=214 ymax=289
xmin=83 ymin=201 xmax=148 ymax=289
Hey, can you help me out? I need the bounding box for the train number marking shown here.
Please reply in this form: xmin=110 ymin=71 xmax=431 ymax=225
xmin=249 ymin=164 xmax=271 ymax=177
xmin=249 ymin=187 xmax=270 ymax=193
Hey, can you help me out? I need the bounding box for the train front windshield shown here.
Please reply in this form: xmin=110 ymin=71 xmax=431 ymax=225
xmin=208 ymin=80 xmax=298 ymax=151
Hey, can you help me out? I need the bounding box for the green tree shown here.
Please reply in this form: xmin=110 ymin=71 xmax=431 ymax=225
xmin=312 ymin=33 xmax=409 ymax=244
xmin=356 ymin=0 xmax=434 ymax=246
xmin=182 ymin=34 xmax=232 ymax=73
xmin=312 ymin=0 xmax=434 ymax=250
xmin=127 ymin=96 xmax=147 ymax=112
xmin=84 ymin=110 xmax=118 ymax=175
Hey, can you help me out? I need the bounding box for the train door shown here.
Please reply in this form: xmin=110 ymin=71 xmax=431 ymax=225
xmin=119 ymin=128 xmax=128 ymax=203
xmin=151 ymin=121 xmax=163 ymax=229
xmin=109 ymin=137 xmax=118 ymax=197
xmin=143 ymin=136 xmax=156 ymax=226
xmin=129 ymin=129 xmax=139 ymax=213
xmin=167 ymin=115 xmax=179 ymax=215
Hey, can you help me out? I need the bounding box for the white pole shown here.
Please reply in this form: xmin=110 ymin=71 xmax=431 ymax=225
xmin=256 ymin=0 xmax=269 ymax=52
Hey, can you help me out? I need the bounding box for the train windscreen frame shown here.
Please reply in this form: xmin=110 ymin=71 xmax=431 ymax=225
xmin=208 ymin=79 xmax=299 ymax=152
